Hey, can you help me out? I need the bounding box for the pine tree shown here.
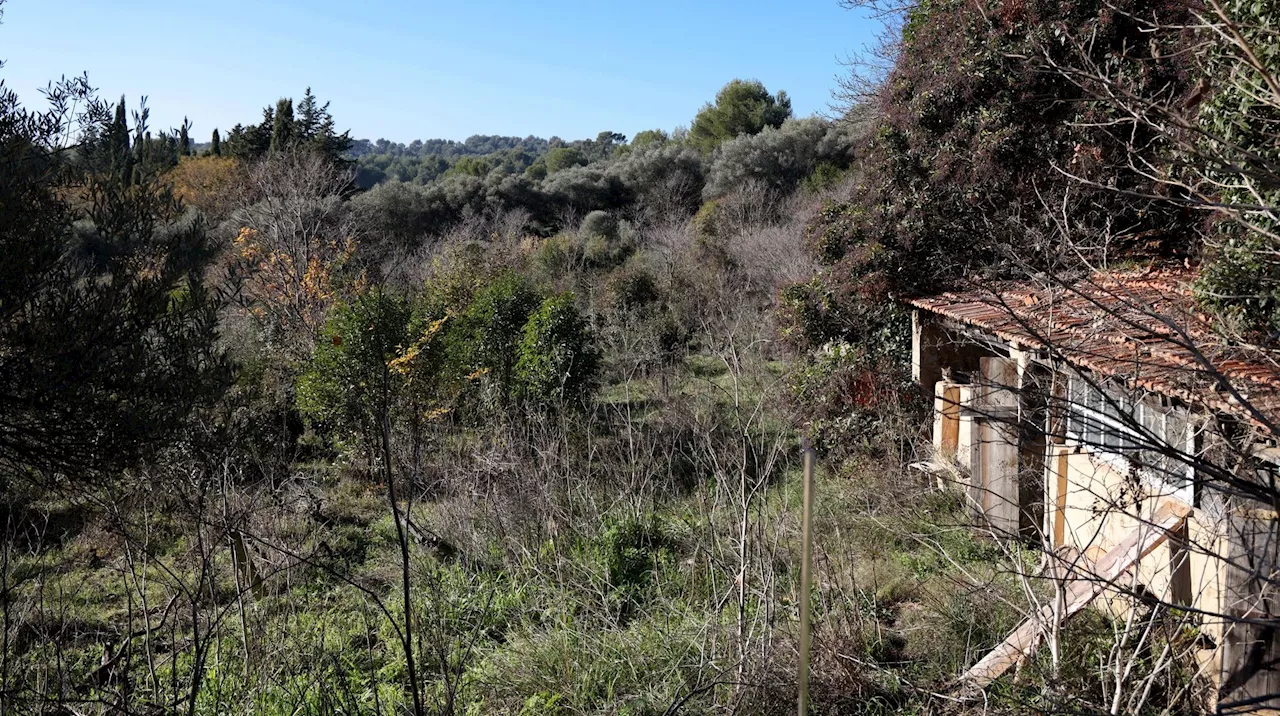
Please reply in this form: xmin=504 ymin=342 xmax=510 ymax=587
xmin=210 ymin=128 xmax=221 ymax=156
xmin=270 ymin=98 xmax=295 ymax=153
xmin=297 ymin=87 xmax=322 ymax=141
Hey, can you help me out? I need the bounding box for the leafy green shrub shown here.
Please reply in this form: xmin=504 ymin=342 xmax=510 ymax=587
xmin=1195 ymin=232 xmax=1280 ymax=340
xmin=544 ymin=146 xmax=587 ymax=174
xmin=689 ymin=79 xmax=792 ymax=154
xmin=296 ymin=288 xmax=412 ymax=438
xmin=1192 ymin=0 xmax=1280 ymax=342
xmin=577 ymin=210 xmax=633 ymax=269
xmin=605 ymin=264 xmax=661 ymax=313
xmin=597 ymin=516 xmax=677 ymax=600
xmin=514 ymin=293 xmax=600 ymax=407
xmin=532 ymin=233 xmax=582 ymax=279
xmin=579 ymin=210 xmax=619 ymax=243
xmin=787 ymin=339 xmax=926 ymax=459
xmin=692 ymin=199 xmax=721 ymax=244
xmin=455 ymin=272 xmax=541 ymax=397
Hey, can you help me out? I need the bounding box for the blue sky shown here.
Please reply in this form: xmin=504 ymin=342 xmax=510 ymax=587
xmin=0 ymin=0 xmax=877 ymax=144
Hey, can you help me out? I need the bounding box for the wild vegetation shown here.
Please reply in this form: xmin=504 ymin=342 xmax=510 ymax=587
xmin=2 ymin=0 xmax=1279 ymax=714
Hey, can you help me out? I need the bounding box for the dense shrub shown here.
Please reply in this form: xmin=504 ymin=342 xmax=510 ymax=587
xmin=296 ymin=288 xmax=413 ymax=439
xmin=689 ymin=79 xmax=792 ymax=153
xmin=515 ymin=293 xmax=600 ymax=407
xmin=804 ymin=0 xmax=1196 ymax=305
xmin=703 ymin=117 xmax=857 ymax=200
xmin=1191 ymin=0 xmax=1280 ymax=341
xmin=579 ymin=210 xmax=618 ymax=242
xmin=456 ymin=272 xmax=542 ymax=397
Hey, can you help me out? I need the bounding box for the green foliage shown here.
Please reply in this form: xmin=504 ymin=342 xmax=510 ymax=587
xmin=802 ymin=0 xmax=1195 ymax=307
xmin=270 ymin=98 xmax=295 ymax=154
xmin=104 ymin=95 xmax=133 ymax=180
xmin=579 ymin=209 xmax=618 ymax=242
xmin=296 ymin=289 xmax=412 ymax=436
xmin=457 ymin=272 xmax=542 ymax=398
xmin=630 ymin=129 xmax=669 ymax=150
xmin=532 ymin=233 xmax=584 ymax=278
xmin=178 ymin=116 xmax=191 ymax=157
xmin=780 ymin=283 xmax=923 ymax=456
xmin=692 ymin=199 xmax=721 ymax=243
xmin=544 ymin=146 xmax=587 ymax=174
xmin=227 ymin=89 xmax=352 ymax=165
xmin=689 ymin=79 xmax=792 ymax=153
xmin=1191 ymin=0 xmax=1280 ymax=341
xmin=703 ymin=117 xmax=856 ymax=199
xmin=0 ymin=77 xmax=228 ymax=478
xmin=596 ymin=517 xmax=676 ymax=600
xmin=605 ymin=264 xmax=660 ymax=313
xmin=447 ymin=155 xmax=494 ymax=179
xmin=577 ymin=211 xmax=632 ymax=269
xmin=515 ymin=293 xmax=600 ymax=406
xmin=1196 ymin=233 xmax=1280 ymax=339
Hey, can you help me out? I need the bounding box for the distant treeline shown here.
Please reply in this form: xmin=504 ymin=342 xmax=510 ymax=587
xmin=178 ymin=80 xmax=864 ymax=244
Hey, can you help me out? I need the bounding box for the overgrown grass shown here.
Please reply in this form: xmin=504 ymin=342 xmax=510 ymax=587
xmin=4 ymin=360 xmax=1119 ymax=715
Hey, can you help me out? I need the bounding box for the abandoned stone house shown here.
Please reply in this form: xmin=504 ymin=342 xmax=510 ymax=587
xmin=907 ymin=268 xmax=1279 ymax=710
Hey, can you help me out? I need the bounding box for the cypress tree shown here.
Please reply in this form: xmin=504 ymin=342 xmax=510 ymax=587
xmin=108 ymin=96 xmax=132 ymax=179
xmin=270 ymin=98 xmax=295 ymax=154
xmin=179 ymin=117 xmax=191 ymax=157
xmin=211 ymin=128 xmax=221 ymax=156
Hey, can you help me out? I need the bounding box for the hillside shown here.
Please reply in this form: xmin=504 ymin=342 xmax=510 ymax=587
xmin=1 ymin=0 xmax=1279 ymax=714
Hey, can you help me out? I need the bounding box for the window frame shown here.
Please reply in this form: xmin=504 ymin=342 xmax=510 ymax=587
xmin=1064 ymin=371 xmax=1197 ymax=505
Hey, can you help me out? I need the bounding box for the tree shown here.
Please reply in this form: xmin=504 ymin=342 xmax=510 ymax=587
xmin=270 ymin=98 xmax=295 ymax=154
xmin=544 ymin=146 xmax=587 ymax=174
xmin=225 ymin=107 xmax=274 ymax=160
xmin=231 ymin=151 xmax=358 ymax=357
xmin=689 ymin=79 xmax=792 ymax=153
xmin=631 ymin=129 xmax=669 ymax=149
xmin=296 ymin=87 xmax=323 ymax=141
xmin=455 ymin=273 xmax=541 ymax=404
xmin=0 ymin=75 xmax=228 ymax=479
xmin=225 ymin=91 xmax=351 ymax=165
xmin=178 ymin=116 xmax=191 ymax=156
xmin=703 ymin=117 xmax=857 ymax=200
xmin=104 ymin=94 xmax=134 ymax=181
xmin=297 ymin=288 xmax=412 ymax=439
xmin=210 ymin=127 xmax=221 ymax=156
xmin=294 ymin=286 xmax=431 ymax=715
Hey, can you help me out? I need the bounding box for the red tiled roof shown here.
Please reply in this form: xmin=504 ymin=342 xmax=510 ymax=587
xmin=908 ymin=269 xmax=1280 ymax=429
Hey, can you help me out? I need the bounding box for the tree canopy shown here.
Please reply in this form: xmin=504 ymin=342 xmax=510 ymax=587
xmin=689 ymin=79 xmax=792 ymax=153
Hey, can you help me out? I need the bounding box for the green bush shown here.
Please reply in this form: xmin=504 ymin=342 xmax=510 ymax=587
xmin=296 ymin=288 xmax=412 ymax=438
xmin=455 ymin=272 xmax=542 ymax=398
xmin=579 ymin=210 xmax=619 ymax=243
xmin=605 ymin=264 xmax=661 ymax=313
xmin=1195 ymin=232 xmax=1280 ymax=340
xmin=514 ymin=293 xmax=600 ymax=407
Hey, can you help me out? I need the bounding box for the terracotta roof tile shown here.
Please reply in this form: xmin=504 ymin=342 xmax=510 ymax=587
xmin=908 ymin=268 xmax=1280 ymax=429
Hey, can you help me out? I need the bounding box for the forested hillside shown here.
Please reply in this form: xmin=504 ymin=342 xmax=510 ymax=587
xmin=1 ymin=0 xmax=1278 ymax=713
